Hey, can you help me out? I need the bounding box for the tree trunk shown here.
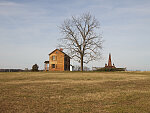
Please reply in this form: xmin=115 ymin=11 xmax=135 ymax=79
xmin=81 ymin=55 xmax=83 ymax=71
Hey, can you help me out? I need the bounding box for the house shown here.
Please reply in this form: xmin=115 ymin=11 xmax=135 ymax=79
xmin=44 ymin=49 xmax=70 ymax=71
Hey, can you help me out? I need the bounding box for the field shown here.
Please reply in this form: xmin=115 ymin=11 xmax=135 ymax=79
xmin=0 ymin=71 xmax=150 ymax=113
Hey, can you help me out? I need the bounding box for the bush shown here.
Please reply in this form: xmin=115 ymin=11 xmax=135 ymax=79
xmin=32 ymin=64 xmax=39 ymax=71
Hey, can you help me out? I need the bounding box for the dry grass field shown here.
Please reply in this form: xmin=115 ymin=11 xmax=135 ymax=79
xmin=0 ymin=71 xmax=150 ymax=113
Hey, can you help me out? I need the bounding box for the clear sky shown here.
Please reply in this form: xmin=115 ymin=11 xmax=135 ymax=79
xmin=0 ymin=0 xmax=150 ymax=71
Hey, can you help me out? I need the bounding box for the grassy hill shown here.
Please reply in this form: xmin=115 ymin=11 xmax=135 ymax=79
xmin=0 ymin=71 xmax=150 ymax=113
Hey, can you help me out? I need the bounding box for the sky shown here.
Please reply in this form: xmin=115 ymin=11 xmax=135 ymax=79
xmin=0 ymin=0 xmax=150 ymax=71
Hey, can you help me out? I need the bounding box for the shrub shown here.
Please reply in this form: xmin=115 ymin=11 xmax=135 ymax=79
xmin=32 ymin=64 xmax=39 ymax=71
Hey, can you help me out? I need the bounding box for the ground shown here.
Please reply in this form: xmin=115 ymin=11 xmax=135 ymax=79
xmin=0 ymin=71 xmax=150 ymax=113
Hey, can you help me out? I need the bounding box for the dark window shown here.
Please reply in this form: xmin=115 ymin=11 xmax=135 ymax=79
xmin=52 ymin=64 xmax=55 ymax=68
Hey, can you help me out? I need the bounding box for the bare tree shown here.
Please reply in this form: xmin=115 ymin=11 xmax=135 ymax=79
xmin=59 ymin=13 xmax=103 ymax=71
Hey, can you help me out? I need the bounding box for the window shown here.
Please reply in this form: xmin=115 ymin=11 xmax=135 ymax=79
xmin=52 ymin=56 xmax=55 ymax=61
xmin=52 ymin=64 xmax=55 ymax=68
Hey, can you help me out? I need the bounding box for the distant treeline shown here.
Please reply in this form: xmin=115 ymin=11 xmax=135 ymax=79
xmin=0 ymin=69 xmax=44 ymax=72
xmin=0 ymin=69 xmax=23 ymax=72
xmin=95 ymin=68 xmax=126 ymax=72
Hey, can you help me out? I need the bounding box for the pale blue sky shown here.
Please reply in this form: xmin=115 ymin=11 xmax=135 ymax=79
xmin=0 ymin=0 xmax=150 ymax=71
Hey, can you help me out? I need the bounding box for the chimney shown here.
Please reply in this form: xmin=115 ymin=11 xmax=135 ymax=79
xmin=60 ymin=48 xmax=63 ymax=51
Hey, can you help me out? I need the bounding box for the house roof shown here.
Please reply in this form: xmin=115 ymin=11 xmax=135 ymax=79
xmin=49 ymin=49 xmax=70 ymax=58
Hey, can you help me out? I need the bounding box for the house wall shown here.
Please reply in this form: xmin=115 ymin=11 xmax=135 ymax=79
xmin=49 ymin=50 xmax=65 ymax=71
xmin=64 ymin=55 xmax=70 ymax=71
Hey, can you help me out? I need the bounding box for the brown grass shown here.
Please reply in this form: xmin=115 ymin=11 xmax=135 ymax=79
xmin=0 ymin=71 xmax=150 ymax=113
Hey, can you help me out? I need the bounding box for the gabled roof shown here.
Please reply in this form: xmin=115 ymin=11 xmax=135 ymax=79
xmin=49 ymin=49 xmax=70 ymax=58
